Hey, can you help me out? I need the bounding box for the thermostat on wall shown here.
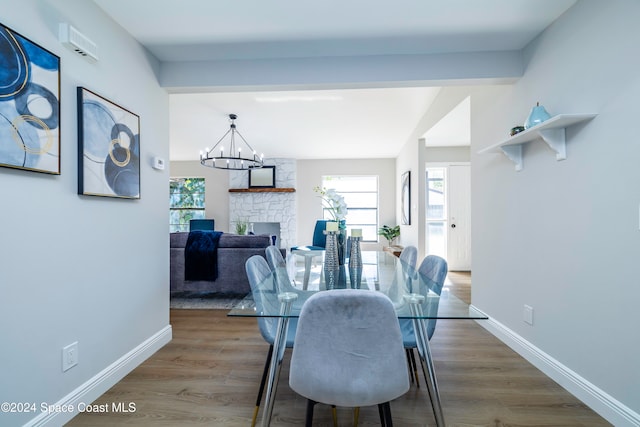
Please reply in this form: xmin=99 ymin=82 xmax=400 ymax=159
xmin=153 ymin=157 xmax=165 ymax=170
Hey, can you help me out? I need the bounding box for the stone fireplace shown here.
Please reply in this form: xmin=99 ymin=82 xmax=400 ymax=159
xmin=228 ymin=158 xmax=296 ymax=249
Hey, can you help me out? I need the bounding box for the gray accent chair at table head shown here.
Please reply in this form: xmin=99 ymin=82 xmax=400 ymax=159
xmin=245 ymin=255 xmax=298 ymax=427
xmin=289 ymin=289 xmax=410 ymax=426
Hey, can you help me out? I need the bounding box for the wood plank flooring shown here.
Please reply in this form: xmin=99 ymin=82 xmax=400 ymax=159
xmin=68 ymin=272 xmax=610 ymax=426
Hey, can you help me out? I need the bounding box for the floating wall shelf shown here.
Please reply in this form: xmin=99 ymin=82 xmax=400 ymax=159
xmin=229 ymin=188 xmax=296 ymax=193
xmin=478 ymin=114 xmax=597 ymax=171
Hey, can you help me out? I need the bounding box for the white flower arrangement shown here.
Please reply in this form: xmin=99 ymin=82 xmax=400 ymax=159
xmin=314 ymin=186 xmax=347 ymax=221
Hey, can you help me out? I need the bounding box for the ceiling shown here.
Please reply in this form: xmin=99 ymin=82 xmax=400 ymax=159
xmin=93 ymin=0 xmax=577 ymax=161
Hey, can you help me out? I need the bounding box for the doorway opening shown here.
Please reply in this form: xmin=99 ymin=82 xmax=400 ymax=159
xmin=425 ymin=163 xmax=471 ymax=271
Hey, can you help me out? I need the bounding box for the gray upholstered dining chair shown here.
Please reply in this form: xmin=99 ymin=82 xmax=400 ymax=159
xmin=399 ymin=246 xmax=417 ymax=273
xmin=265 ymin=244 xmax=287 ymax=271
xmin=396 ymin=246 xmax=420 ymax=384
xmin=245 ymin=255 xmax=298 ymax=427
xmin=265 ymin=245 xmax=313 ymax=297
xmin=400 ymin=255 xmax=448 ymax=387
xmin=289 ymin=289 xmax=410 ymax=426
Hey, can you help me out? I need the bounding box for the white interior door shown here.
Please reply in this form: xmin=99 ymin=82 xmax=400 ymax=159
xmin=447 ymin=165 xmax=471 ymax=271
xmin=425 ymin=163 xmax=471 ymax=271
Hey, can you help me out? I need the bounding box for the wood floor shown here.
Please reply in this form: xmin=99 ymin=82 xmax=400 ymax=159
xmin=68 ymin=272 xmax=610 ymax=426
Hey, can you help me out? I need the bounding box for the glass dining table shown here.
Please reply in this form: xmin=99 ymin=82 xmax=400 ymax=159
xmin=228 ymin=251 xmax=487 ymax=427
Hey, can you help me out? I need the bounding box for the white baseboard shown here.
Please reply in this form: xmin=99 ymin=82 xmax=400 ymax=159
xmin=25 ymin=325 xmax=172 ymax=427
xmin=469 ymin=305 xmax=640 ymax=427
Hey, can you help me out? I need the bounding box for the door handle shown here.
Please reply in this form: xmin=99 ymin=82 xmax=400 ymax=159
xmin=451 ymin=224 xmax=456 ymax=228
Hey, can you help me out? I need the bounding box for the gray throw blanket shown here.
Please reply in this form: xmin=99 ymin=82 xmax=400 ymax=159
xmin=185 ymin=230 xmax=223 ymax=281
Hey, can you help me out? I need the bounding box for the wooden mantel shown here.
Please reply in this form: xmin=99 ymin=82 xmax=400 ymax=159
xmin=229 ymin=188 xmax=296 ymax=193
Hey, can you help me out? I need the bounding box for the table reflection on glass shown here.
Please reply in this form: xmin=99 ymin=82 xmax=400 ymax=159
xmin=228 ymin=251 xmax=486 ymax=427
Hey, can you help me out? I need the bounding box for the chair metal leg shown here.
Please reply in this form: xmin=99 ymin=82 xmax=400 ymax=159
xmin=251 ymin=345 xmax=274 ymax=427
xmin=409 ymin=348 xmax=420 ymax=388
xmin=353 ymin=407 xmax=360 ymax=426
xmin=331 ymin=405 xmax=338 ymax=427
xmin=305 ymin=400 xmax=316 ymax=427
xmin=378 ymin=404 xmax=386 ymax=426
xmin=382 ymin=402 xmax=393 ymax=427
xmin=405 ymin=349 xmax=413 ymax=384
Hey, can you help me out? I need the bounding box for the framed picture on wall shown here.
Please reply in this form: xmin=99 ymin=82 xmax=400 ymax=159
xmin=0 ymin=23 xmax=61 ymax=174
xmin=401 ymin=170 xmax=411 ymax=225
xmin=248 ymin=165 xmax=276 ymax=188
xmin=77 ymin=87 xmax=140 ymax=199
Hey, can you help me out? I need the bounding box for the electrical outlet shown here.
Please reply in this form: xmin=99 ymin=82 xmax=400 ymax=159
xmin=523 ymin=305 xmax=534 ymax=326
xmin=62 ymin=342 xmax=78 ymax=372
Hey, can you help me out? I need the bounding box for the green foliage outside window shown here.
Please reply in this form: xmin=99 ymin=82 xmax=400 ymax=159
xmin=170 ymin=178 xmax=205 ymax=232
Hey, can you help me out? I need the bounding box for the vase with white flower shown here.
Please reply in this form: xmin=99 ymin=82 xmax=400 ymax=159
xmin=314 ymin=186 xmax=348 ymax=265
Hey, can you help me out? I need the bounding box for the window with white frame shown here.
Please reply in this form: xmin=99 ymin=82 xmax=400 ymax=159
xmin=169 ymin=178 xmax=205 ymax=232
xmin=321 ymin=175 xmax=378 ymax=241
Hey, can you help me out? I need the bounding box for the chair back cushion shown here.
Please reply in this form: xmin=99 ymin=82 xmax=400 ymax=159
xmin=245 ymin=255 xmax=297 ymax=347
xmin=265 ymin=245 xmax=286 ymax=270
xmin=289 ymin=289 xmax=409 ymax=407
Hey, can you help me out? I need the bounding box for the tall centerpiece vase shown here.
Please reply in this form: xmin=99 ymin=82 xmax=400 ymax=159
xmin=337 ymin=219 xmax=347 ymax=265
xmin=348 ymin=236 xmax=363 ymax=289
xmin=323 ymin=230 xmax=339 ymax=289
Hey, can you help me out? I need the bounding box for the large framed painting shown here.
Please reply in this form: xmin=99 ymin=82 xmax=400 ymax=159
xmin=0 ymin=23 xmax=60 ymax=174
xmin=78 ymin=87 xmax=140 ymax=199
xmin=401 ymin=170 xmax=411 ymax=225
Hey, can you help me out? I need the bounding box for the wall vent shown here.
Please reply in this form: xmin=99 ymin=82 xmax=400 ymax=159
xmin=59 ymin=23 xmax=98 ymax=62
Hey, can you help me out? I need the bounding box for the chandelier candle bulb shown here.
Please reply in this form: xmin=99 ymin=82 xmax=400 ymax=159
xmin=351 ymin=229 xmax=362 ymax=238
xmin=326 ymin=221 xmax=339 ymax=232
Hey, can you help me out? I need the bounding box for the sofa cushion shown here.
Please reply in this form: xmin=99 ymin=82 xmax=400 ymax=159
xmin=170 ymin=232 xmax=189 ymax=248
xmin=219 ymin=234 xmax=271 ymax=248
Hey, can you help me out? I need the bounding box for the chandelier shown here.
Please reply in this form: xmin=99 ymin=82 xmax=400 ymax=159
xmin=200 ymin=114 xmax=264 ymax=170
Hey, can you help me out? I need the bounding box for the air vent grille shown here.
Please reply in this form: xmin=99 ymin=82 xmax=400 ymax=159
xmin=59 ymin=23 xmax=98 ymax=62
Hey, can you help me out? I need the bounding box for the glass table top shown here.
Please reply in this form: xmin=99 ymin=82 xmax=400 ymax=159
xmin=228 ymin=251 xmax=486 ymax=320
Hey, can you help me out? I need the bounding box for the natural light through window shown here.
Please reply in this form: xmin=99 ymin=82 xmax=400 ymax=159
xmin=170 ymin=178 xmax=205 ymax=232
xmin=321 ymin=175 xmax=378 ymax=241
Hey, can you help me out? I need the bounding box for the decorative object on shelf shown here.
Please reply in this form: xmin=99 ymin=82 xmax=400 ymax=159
xmin=0 ymin=23 xmax=61 ymax=174
xmin=248 ymin=165 xmax=275 ymax=188
xmin=200 ymin=114 xmax=264 ymax=170
xmin=348 ymin=230 xmax=363 ymax=289
xmin=378 ymin=224 xmax=400 ymax=247
xmin=510 ymin=126 xmax=525 ymax=136
xmin=401 ymin=171 xmax=411 ymax=225
xmin=235 ymin=218 xmax=248 ymax=235
xmin=323 ymin=225 xmax=340 ymax=289
xmin=478 ymin=113 xmax=598 ymax=171
xmin=78 ymin=87 xmax=140 ymax=198
xmin=524 ymin=102 xmax=551 ymax=129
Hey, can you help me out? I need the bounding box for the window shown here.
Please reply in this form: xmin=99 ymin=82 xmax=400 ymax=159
xmin=426 ymin=168 xmax=446 ymax=258
xmin=170 ymin=178 xmax=205 ymax=232
xmin=321 ymin=176 xmax=378 ymax=241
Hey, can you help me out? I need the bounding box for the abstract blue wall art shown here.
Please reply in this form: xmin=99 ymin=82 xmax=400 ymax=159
xmin=78 ymin=87 xmax=140 ymax=199
xmin=0 ymin=23 xmax=60 ymax=174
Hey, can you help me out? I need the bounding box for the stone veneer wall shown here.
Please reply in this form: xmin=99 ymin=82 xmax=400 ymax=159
xmin=229 ymin=158 xmax=296 ymax=249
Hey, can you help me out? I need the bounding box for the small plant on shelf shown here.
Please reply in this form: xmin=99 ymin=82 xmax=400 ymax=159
xmin=235 ymin=219 xmax=248 ymax=235
xmin=378 ymin=225 xmax=400 ymax=247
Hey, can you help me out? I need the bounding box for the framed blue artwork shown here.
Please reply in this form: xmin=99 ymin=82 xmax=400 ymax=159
xmin=0 ymin=23 xmax=60 ymax=174
xmin=77 ymin=87 xmax=140 ymax=199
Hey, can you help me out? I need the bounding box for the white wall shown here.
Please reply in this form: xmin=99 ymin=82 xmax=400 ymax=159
xmin=471 ymin=0 xmax=640 ymax=423
xmin=296 ymin=159 xmax=396 ymax=250
xmin=170 ymin=160 xmax=231 ymax=232
xmin=0 ymin=1 xmax=170 ymax=425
